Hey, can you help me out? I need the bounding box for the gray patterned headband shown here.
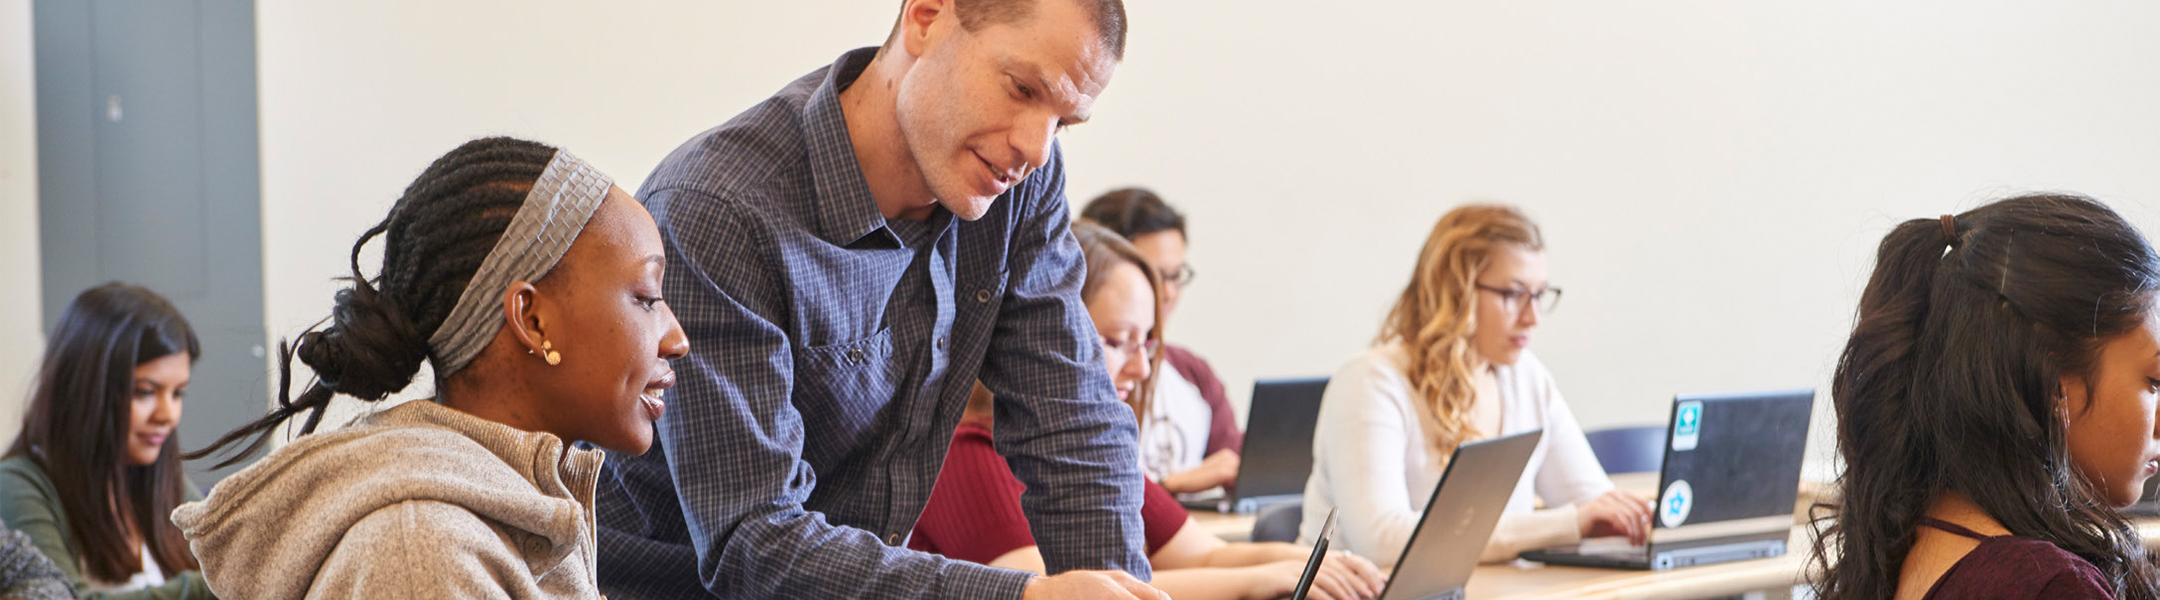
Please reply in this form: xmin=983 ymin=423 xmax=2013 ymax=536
xmin=426 ymin=150 xmax=613 ymax=378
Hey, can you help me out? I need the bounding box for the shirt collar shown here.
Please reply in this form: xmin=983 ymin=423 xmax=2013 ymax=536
xmin=803 ymin=47 xmax=896 ymax=248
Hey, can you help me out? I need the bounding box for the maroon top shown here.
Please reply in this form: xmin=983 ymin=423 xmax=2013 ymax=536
xmin=909 ymin=418 xmax=1188 ymax=564
xmin=1919 ymin=517 xmax=2116 ymax=599
xmin=1163 ymin=344 xmax=1241 ymax=457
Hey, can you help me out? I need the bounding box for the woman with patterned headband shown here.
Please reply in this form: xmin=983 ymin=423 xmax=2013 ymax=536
xmin=171 ymin=137 xmax=688 ymax=599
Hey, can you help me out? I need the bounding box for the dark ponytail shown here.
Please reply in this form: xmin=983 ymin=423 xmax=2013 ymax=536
xmin=189 ymin=137 xmax=558 ymax=468
xmin=1813 ymin=194 xmax=2160 ymax=600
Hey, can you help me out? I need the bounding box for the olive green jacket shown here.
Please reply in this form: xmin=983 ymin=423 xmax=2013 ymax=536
xmin=0 ymin=455 xmax=216 ymax=600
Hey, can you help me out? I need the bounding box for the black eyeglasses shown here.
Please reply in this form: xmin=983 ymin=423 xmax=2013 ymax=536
xmin=1163 ymin=264 xmax=1197 ymax=288
xmin=1475 ymin=284 xmax=1562 ymax=314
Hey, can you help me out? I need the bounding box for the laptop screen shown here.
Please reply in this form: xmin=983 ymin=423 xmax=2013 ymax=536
xmin=1655 ymin=389 xmax=1814 ymax=529
xmin=1237 ymin=377 xmax=1329 ymax=498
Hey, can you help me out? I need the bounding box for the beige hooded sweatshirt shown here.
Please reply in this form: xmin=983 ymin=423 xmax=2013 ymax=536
xmin=170 ymin=400 xmax=605 ymax=599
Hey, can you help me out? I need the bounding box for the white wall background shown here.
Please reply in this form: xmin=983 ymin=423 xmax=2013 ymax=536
xmin=0 ymin=0 xmax=44 ymax=447
xmin=8 ymin=1 xmax=2160 ymax=469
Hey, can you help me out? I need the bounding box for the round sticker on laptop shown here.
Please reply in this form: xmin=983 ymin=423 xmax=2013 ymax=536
xmin=1660 ymin=479 xmax=1694 ymax=528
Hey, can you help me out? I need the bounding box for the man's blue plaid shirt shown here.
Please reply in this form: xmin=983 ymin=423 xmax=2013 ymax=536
xmin=595 ymin=47 xmax=1149 ymax=600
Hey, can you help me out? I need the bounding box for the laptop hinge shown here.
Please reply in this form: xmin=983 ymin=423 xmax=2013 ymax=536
xmin=1650 ymin=539 xmax=1787 ymax=571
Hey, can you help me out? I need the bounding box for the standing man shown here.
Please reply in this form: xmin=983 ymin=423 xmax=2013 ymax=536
xmin=596 ymin=1 xmax=1160 ymax=599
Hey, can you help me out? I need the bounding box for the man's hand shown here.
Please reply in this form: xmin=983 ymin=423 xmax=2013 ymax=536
xmin=1022 ymin=570 xmax=1171 ymax=600
xmin=1576 ymin=489 xmax=1654 ymax=546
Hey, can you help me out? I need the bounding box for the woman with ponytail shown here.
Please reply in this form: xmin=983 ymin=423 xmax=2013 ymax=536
xmin=0 ymin=282 xmax=214 ymax=599
xmin=1300 ymin=204 xmax=1652 ymax=565
xmin=1813 ymin=194 xmax=2160 ymax=600
xmin=169 ymin=137 xmax=688 ymax=599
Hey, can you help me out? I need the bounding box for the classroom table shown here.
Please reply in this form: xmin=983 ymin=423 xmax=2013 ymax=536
xmin=1189 ymin=508 xmax=1258 ymax=542
xmin=1191 ymin=474 xmax=2160 ymax=599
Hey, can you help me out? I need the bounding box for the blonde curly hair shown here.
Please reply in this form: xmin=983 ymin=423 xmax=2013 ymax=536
xmin=1379 ymin=204 xmax=1543 ymax=457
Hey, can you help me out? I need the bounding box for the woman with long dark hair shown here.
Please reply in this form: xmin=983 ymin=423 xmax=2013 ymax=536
xmin=170 ymin=137 xmax=687 ymax=599
xmin=0 ymin=282 xmax=215 ymax=599
xmin=1815 ymin=194 xmax=2160 ymax=600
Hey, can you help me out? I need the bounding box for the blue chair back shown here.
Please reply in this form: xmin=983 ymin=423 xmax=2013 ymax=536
xmin=1584 ymin=425 xmax=1666 ymax=474
xmin=1250 ymin=500 xmax=1304 ymax=543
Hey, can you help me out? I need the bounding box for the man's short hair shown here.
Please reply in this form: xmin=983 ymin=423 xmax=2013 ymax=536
xmin=892 ymin=0 xmax=1128 ymax=60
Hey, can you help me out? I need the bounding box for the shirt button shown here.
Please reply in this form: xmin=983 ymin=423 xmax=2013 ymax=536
xmin=975 ymin=289 xmax=992 ymax=303
xmin=887 ymin=533 xmax=901 ymax=545
xmin=935 ymin=337 xmax=948 ymax=350
xmin=846 ymin=349 xmax=865 ymax=364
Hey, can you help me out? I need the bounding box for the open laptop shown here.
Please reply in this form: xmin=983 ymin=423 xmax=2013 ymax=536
xmin=1184 ymin=377 xmax=1328 ymax=514
xmin=1521 ymin=388 xmax=1815 ymax=571
xmin=1351 ymin=429 xmax=1545 ymax=600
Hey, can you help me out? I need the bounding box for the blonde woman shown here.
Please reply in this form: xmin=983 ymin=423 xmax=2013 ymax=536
xmin=1300 ymin=204 xmax=1652 ymax=565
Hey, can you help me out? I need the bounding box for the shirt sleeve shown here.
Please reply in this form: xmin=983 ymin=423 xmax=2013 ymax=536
xmin=1530 ymin=368 xmax=1615 ymax=510
xmin=1310 ymin=352 xmax=1425 ymax=561
xmin=977 ymin=142 xmax=1153 ymax=579
xmin=1139 ymin=480 xmax=1189 ymax=555
xmin=1481 ymin=508 xmax=1581 ymax=563
xmin=630 ymin=188 xmax=1034 ymax=600
xmin=0 ymin=524 xmax=69 ymax=600
xmin=0 ymin=461 xmax=215 ymax=600
xmin=909 ymin=429 xmax=1038 ymax=565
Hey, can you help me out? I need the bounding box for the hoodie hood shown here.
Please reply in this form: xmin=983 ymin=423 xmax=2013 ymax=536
xmin=171 ymin=400 xmax=604 ymax=599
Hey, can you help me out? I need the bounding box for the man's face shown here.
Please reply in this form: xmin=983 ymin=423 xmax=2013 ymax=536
xmin=895 ymin=0 xmax=1117 ymax=220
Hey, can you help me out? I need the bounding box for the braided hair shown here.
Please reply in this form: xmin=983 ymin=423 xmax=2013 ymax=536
xmin=190 ymin=137 xmax=559 ymax=468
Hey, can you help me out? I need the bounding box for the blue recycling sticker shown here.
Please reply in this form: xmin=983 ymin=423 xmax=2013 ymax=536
xmin=1661 ymin=479 xmax=1694 ymax=528
xmin=1672 ymin=401 xmax=1703 ymax=451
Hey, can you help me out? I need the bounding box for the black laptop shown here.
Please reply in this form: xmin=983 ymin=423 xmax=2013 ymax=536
xmin=1184 ymin=377 xmax=1327 ymax=513
xmin=1520 ymin=389 xmax=1814 ymax=571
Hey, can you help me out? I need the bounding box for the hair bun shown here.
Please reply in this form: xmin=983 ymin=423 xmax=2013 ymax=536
xmin=295 ymin=282 xmax=427 ymax=401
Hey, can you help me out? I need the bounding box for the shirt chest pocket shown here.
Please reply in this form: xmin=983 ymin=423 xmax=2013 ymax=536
xmin=792 ymin=328 xmax=901 ymax=458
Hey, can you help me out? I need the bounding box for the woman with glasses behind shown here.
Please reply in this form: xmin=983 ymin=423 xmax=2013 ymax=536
xmin=1083 ymin=188 xmax=1243 ymax=496
xmin=1301 ymin=204 xmax=1652 ymax=565
xmin=909 ymin=221 xmax=1388 ymax=600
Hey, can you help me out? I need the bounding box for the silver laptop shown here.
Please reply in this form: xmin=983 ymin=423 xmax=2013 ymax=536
xmin=1184 ymin=377 xmax=1328 ymax=513
xmin=1520 ymin=389 xmax=1815 ymax=571
xmin=1364 ymin=429 xmax=1545 ymax=600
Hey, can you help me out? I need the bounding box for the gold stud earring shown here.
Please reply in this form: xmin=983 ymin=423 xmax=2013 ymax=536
xmin=542 ymin=340 xmax=561 ymax=366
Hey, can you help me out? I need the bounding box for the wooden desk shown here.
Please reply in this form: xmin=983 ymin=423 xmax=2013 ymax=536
xmin=1465 ymin=504 xmax=2160 ymax=599
xmin=1197 ymin=473 xmax=2160 ymax=598
xmin=1190 ymin=509 xmax=1257 ymax=542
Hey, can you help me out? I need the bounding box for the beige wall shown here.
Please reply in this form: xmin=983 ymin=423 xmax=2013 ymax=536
xmin=0 ymin=0 xmax=43 ymax=447
xmin=2 ymin=1 xmax=2153 ymax=469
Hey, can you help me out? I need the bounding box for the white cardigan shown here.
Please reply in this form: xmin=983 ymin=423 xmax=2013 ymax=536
xmin=1299 ymin=344 xmax=1612 ymax=565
